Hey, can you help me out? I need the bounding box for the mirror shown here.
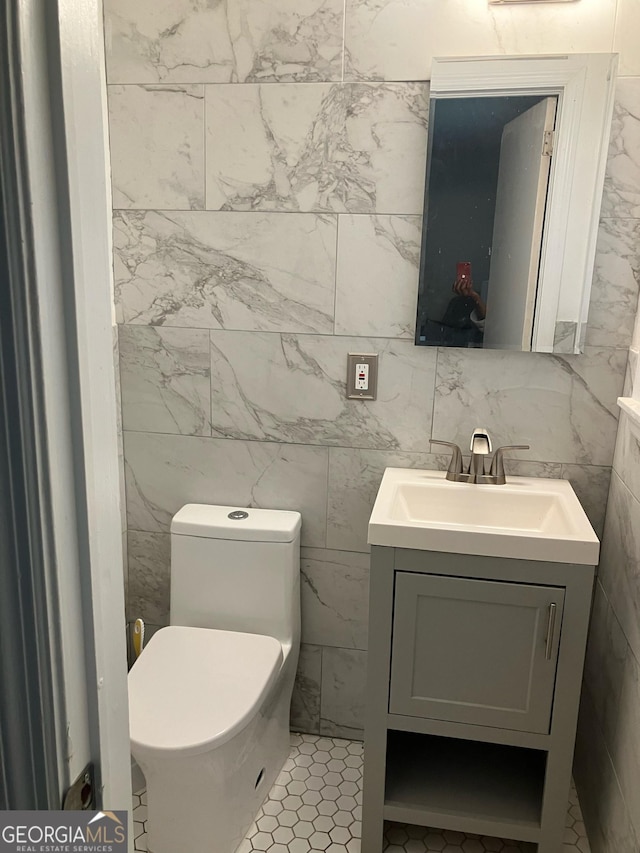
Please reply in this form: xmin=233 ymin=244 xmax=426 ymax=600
xmin=415 ymin=54 xmax=618 ymax=353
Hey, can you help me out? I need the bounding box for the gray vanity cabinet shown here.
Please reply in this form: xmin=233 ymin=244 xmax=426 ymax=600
xmin=389 ymin=573 xmax=565 ymax=733
xmin=362 ymin=546 xmax=595 ymax=853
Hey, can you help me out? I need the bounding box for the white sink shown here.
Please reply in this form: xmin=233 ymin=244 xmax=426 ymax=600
xmin=368 ymin=468 xmax=600 ymax=564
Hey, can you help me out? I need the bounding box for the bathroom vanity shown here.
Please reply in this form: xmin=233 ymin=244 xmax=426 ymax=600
xmin=362 ymin=467 xmax=599 ymax=853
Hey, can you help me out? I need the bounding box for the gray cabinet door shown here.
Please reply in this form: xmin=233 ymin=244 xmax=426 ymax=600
xmin=389 ymin=572 xmax=565 ymax=733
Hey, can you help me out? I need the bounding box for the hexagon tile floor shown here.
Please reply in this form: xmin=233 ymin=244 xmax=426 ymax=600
xmin=132 ymin=733 xmax=591 ymax=853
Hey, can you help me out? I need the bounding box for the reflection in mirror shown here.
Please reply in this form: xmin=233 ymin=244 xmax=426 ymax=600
xmin=414 ymin=54 xmax=618 ymax=353
xmin=417 ymin=95 xmax=558 ymax=349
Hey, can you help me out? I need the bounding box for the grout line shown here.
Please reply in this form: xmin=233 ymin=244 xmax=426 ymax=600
xmin=113 ymin=207 xmax=429 ymax=219
xmin=112 ymin=208 xmax=419 ymax=217
xmin=208 ymin=330 xmax=213 ymax=436
xmin=333 ymin=215 xmax=340 ymax=333
xmin=120 ymin=426 xmax=609 ymax=470
xmin=341 ymin=0 xmax=347 ymax=83
xmin=324 ymin=446 xmax=331 ymax=551
xmin=119 ymin=325 xmax=420 ymax=342
xmin=203 ymin=85 xmax=207 ymax=210
xmin=111 ymin=80 xmax=347 ymax=87
xmin=114 ymin=320 xmax=628 ymax=356
xmin=318 ymin=645 xmax=324 ymax=735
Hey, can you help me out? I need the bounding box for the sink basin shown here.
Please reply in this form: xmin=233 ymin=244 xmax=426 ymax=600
xmin=368 ymin=468 xmax=600 ymax=564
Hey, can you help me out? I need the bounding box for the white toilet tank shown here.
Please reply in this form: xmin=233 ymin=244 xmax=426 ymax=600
xmin=169 ymin=504 xmax=301 ymax=647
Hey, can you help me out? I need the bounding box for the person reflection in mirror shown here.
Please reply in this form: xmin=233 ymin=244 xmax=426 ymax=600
xmin=428 ymin=273 xmax=487 ymax=347
xmin=452 ymin=274 xmax=486 ymax=331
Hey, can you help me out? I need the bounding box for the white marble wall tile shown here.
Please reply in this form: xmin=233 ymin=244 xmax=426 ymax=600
xmin=335 ymin=214 xmax=422 ymax=338
xmin=104 ymin=0 xmax=234 ymax=84
xmin=503 ymin=460 xmax=563 ymax=479
xmin=561 ymin=464 xmax=611 ymax=538
xmin=127 ymin=531 xmax=171 ymax=625
xmin=205 ymin=83 xmax=429 ymax=214
xmin=320 ymin=648 xmax=367 ymax=739
xmin=609 ymin=648 xmax=640 ymax=837
xmin=601 ymin=79 xmax=640 ymax=220
xmin=598 ymin=472 xmax=640 ymax=664
xmin=586 ymin=218 xmax=640 ymax=349
xmin=553 ymin=321 xmax=578 ymax=355
xmin=623 ymin=347 xmax=638 ymax=397
xmin=344 ymin=0 xmax=616 ymax=82
xmin=574 ymin=689 xmax=640 ymax=853
xmin=108 ymin=85 xmax=204 ymax=210
xmin=633 ymin=308 xmax=640 ymax=350
xmin=290 ymin=644 xmax=322 ymax=735
xmin=623 ymin=359 xmax=634 ymax=398
xmin=208 ymin=332 xmax=437 ymax=451
xmin=124 ymin=432 xmax=329 ymax=547
xmin=113 ymin=210 xmax=337 ymax=333
xmin=583 ymin=582 xmax=628 ymax=748
xmin=119 ymin=326 xmax=211 ymax=435
xmin=105 ymin=0 xmax=343 ymax=85
xmin=613 ymin=411 xmax=640 ymax=502
xmin=574 ymin=693 xmax=603 ymax=850
xmin=614 ymin=0 xmax=640 ymax=78
xmin=433 ymin=347 xmax=625 ymax=467
xmin=301 ymin=548 xmax=369 ymax=650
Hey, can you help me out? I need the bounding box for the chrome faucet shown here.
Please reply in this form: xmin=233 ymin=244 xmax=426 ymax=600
xmin=431 ymin=429 xmax=530 ymax=485
xmin=469 ymin=427 xmax=492 ymax=479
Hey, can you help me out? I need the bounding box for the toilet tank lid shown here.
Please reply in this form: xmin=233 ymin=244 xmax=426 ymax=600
xmin=171 ymin=504 xmax=302 ymax=542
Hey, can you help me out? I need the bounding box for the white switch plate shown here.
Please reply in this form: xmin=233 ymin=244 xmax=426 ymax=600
xmin=347 ymin=353 xmax=378 ymax=400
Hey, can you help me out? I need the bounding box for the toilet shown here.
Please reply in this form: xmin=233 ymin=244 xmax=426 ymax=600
xmin=128 ymin=504 xmax=301 ymax=853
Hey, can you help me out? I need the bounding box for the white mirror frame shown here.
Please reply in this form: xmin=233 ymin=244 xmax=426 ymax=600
xmin=430 ymin=54 xmax=618 ymax=353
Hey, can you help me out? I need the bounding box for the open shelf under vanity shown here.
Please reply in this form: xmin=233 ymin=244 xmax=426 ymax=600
xmin=384 ymin=730 xmax=546 ymax=842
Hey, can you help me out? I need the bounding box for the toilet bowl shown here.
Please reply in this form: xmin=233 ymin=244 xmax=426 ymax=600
xmin=128 ymin=504 xmax=301 ymax=853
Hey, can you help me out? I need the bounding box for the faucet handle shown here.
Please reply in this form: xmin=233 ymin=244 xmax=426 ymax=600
xmin=430 ymin=440 xmax=463 ymax=477
xmin=489 ymin=444 xmax=531 ymax=484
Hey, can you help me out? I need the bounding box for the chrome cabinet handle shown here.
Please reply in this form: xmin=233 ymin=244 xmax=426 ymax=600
xmin=545 ymin=602 xmax=557 ymax=660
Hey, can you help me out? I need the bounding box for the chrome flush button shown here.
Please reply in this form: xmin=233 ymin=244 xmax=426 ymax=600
xmin=228 ymin=510 xmax=249 ymax=520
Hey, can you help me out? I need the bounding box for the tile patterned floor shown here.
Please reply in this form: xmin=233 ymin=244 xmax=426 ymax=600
xmin=132 ymin=733 xmax=590 ymax=853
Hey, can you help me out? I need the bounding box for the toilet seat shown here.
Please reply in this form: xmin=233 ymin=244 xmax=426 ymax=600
xmin=129 ymin=626 xmax=283 ymax=757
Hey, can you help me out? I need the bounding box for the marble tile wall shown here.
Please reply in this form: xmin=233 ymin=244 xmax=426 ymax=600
xmin=574 ymin=54 xmax=640 ymax=853
xmin=104 ymin=0 xmax=639 ymax=756
xmin=575 ymin=411 xmax=640 ymax=852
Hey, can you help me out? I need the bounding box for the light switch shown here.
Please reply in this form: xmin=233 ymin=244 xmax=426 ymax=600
xmin=347 ymin=353 xmax=378 ymax=400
